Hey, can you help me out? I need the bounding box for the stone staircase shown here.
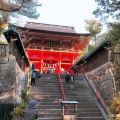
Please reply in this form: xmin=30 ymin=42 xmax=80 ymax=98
xmin=30 ymin=74 xmax=106 ymax=120
xmin=61 ymin=75 xmax=106 ymax=120
xmin=30 ymin=74 xmax=62 ymax=120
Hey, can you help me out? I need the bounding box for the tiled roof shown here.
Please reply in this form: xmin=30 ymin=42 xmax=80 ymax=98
xmin=75 ymin=39 xmax=110 ymax=65
xmin=25 ymin=22 xmax=77 ymax=33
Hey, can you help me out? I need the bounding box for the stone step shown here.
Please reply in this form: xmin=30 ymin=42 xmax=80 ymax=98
xmin=38 ymin=108 xmax=102 ymax=113
xmin=32 ymin=87 xmax=61 ymax=91
xmin=68 ymin=105 xmax=99 ymax=109
xmin=38 ymin=78 xmax=58 ymax=80
xmin=31 ymin=94 xmax=61 ymax=98
xmin=31 ymin=92 xmax=93 ymax=97
xmin=37 ymin=79 xmax=59 ymax=82
xmin=37 ymin=105 xmax=62 ymax=109
xmin=36 ymin=82 xmax=58 ymax=85
xmin=38 ymin=112 xmax=103 ymax=118
xmin=34 ymin=97 xmax=61 ymax=101
xmin=38 ymin=117 xmax=105 ymax=120
xmin=35 ymin=85 xmax=59 ymax=88
xmin=36 ymin=82 xmax=58 ymax=84
xmin=30 ymin=74 xmax=106 ymax=120
xmin=38 ymin=117 xmax=62 ymax=120
xmin=77 ymin=117 xmax=105 ymax=120
xmin=61 ymin=87 xmax=89 ymax=90
xmin=37 ymin=102 xmax=97 ymax=106
xmin=63 ymin=79 xmax=85 ymax=82
xmin=30 ymin=92 xmax=61 ymax=96
xmin=65 ymin=97 xmax=95 ymax=101
xmin=31 ymin=95 xmax=95 ymax=100
xmin=64 ymin=92 xmax=92 ymax=95
xmin=35 ymin=97 xmax=96 ymax=103
xmin=32 ymin=88 xmax=61 ymax=91
xmin=37 ymin=105 xmax=99 ymax=110
xmin=38 ymin=110 xmax=103 ymax=118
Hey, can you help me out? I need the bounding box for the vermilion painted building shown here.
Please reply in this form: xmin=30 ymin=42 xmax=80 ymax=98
xmin=15 ymin=22 xmax=90 ymax=74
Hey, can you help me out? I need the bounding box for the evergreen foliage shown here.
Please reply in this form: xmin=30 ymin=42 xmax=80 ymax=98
xmin=108 ymin=22 xmax=120 ymax=51
xmin=93 ymin=0 xmax=120 ymax=22
xmin=0 ymin=0 xmax=41 ymax=23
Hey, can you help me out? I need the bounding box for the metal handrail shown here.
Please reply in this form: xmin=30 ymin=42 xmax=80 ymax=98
xmin=58 ymin=75 xmax=68 ymax=114
xmin=56 ymin=65 xmax=68 ymax=114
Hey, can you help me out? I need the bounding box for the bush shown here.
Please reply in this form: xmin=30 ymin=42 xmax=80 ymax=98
xmin=10 ymin=103 xmax=26 ymax=120
xmin=110 ymin=95 xmax=120 ymax=119
xmin=21 ymin=89 xmax=30 ymax=103
xmin=11 ymin=87 xmax=30 ymax=119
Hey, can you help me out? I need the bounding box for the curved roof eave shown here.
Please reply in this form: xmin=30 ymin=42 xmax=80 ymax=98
xmin=3 ymin=28 xmax=30 ymax=67
xmin=15 ymin=25 xmax=90 ymax=37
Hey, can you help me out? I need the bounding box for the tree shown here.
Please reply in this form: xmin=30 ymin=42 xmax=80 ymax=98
xmin=108 ymin=22 xmax=120 ymax=51
xmin=0 ymin=0 xmax=41 ymax=15
xmin=93 ymin=0 xmax=120 ymax=22
xmin=0 ymin=0 xmax=41 ymax=33
xmin=85 ymin=19 xmax=103 ymax=46
xmin=88 ymin=43 xmax=94 ymax=53
xmin=0 ymin=0 xmax=41 ymax=23
xmin=108 ymin=23 xmax=120 ymax=89
xmin=110 ymin=95 xmax=120 ymax=120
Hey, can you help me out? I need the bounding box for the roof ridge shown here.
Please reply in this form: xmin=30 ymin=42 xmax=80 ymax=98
xmin=26 ymin=22 xmax=75 ymax=29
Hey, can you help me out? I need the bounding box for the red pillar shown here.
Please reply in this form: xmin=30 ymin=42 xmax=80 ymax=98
xmin=40 ymin=52 xmax=43 ymax=73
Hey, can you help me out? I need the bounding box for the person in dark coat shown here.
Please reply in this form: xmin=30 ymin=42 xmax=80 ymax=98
xmin=31 ymin=70 xmax=36 ymax=88
xmin=23 ymin=99 xmax=38 ymax=120
xmin=32 ymin=63 xmax=36 ymax=70
xmin=33 ymin=69 xmax=42 ymax=79
xmin=65 ymin=70 xmax=70 ymax=82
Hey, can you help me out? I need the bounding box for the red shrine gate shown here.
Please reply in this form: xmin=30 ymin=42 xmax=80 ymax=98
xmin=15 ymin=22 xmax=90 ymax=74
xmin=26 ymin=49 xmax=80 ymax=74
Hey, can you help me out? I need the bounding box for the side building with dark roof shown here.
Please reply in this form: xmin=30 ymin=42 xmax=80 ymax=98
xmin=73 ymin=40 xmax=120 ymax=105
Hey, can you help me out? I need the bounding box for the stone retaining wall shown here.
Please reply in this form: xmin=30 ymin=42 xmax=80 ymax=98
xmin=87 ymin=62 xmax=116 ymax=105
xmin=0 ymin=45 xmax=27 ymax=103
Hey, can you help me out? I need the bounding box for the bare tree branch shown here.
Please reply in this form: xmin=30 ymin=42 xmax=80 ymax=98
xmin=0 ymin=0 xmax=24 ymax=12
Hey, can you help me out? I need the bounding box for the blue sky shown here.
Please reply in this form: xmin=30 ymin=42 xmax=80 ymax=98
xmin=16 ymin=0 xmax=107 ymax=33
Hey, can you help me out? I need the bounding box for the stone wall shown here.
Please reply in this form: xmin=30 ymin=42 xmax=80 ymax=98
xmin=87 ymin=62 xmax=116 ymax=105
xmin=0 ymin=45 xmax=27 ymax=103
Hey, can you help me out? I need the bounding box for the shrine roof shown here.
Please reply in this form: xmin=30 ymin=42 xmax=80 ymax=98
xmin=25 ymin=22 xmax=77 ymax=33
xmin=15 ymin=23 xmax=90 ymax=37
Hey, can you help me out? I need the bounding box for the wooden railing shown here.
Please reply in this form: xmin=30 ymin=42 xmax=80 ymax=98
xmin=111 ymin=52 xmax=120 ymax=65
